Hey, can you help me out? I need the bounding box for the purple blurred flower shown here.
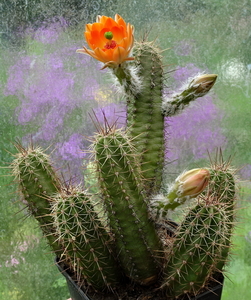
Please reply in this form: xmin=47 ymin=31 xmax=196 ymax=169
xmin=5 ymin=255 xmax=21 ymax=267
xmin=52 ymin=134 xmax=88 ymax=183
xmin=5 ymin=56 xmax=33 ymax=95
xmin=4 ymin=22 xmax=106 ymax=183
xmin=17 ymin=241 xmax=29 ymax=252
xmin=56 ymin=133 xmax=86 ymax=161
xmin=174 ymin=40 xmax=195 ymax=57
xmin=239 ymin=164 xmax=251 ymax=180
xmin=4 ymin=22 xmax=99 ymax=142
xmin=172 ymin=63 xmax=201 ymax=84
xmin=25 ymin=18 xmax=68 ymax=44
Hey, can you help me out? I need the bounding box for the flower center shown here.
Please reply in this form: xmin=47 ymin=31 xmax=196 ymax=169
xmin=104 ymin=31 xmax=113 ymax=40
xmin=104 ymin=31 xmax=117 ymax=50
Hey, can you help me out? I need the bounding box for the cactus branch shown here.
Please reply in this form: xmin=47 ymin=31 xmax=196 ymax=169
xmin=52 ymin=186 xmax=121 ymax=290
xmin=162 ymin=74 xmax=217 ymax=116
xmin=92 ymin=125 xmax=163 ymax=284
xmin=11 ymin=142 xmax=62 ymax=253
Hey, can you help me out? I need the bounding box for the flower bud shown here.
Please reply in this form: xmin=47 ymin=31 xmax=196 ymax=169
xmin=177 ymin=168 xmax=210 ymax=197
xmin=189 ymin=74 xmax=217 ymax=97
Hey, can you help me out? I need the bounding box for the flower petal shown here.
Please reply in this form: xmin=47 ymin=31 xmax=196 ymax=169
xmin=112 ymin=46 xmax=126 ymax=64
xmin=84 ymin=31 xmax=94 ymax=49
xmin=104 ymin=17 xmax=118 ymax=29
xmin=111 ymin=26 xmax=124 ymax=42
xmin=94 ymin=47 xmax=111 ymax=63
xmin=115 ymin=14 xmax=126 ymax=28
xmin=91 ymin=22 xmax=103 ymax=32
xmin=76 ymin=47 xmax=100 ymax=60
xmin=98 ymin=15 xmax=109 ymax=24
xmin=85 ymin=24 xmax=92 ymax=33
xmin=89 ymin=30 xmax=106 ymax=49
xmin=96 ymin=15 xmax=101 ymax=22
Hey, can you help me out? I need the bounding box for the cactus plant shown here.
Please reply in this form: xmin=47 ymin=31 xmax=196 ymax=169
xmin=9 ymin=14 xmax=239 ymax=300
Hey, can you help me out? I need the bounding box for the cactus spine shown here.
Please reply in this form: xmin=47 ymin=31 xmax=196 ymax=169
xmin=52 ymin=186 xmax=121 ymax=290
xmin=93 ymin=125 xmax=163 ymax=284
xmin=162 ymin=165 xmax=236 ymax=298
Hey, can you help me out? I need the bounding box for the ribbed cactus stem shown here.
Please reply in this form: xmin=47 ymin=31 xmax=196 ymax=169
xmin=163 ymin=202 xmax=232 ymax=298
xmin=113 ymin=41 xmax=165 ymax=194
xmin=113 ymin=64 xmax=141 ymax=94
xmin=52 ymin=186 xmax=121 ymax=291
xmin=11 ymin=143 xmax=62 ymax=252
xmin=162 ymin=166 xmax=236 ymax=298
xmin=205 ymin=168 xmax=236 ymax=272
xmin=206 ymin=169 xmax=235 ymax=206
xmin=93 ymin=126 xmax=163 ymax=285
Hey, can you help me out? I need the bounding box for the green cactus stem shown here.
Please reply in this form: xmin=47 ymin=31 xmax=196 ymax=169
xmin=163 ymin=201 xmax=232 ymax=298
xmin=162 ymin=74 xmax=217 ymax=116
xmin=204 ymin=165 xmax=236 ymax=272
xmin=52 ymin=186 xmax=121 ymax=291
xmin=11 ymin=143 xmax=62 ymax=252
xmin=162 ymin=165 xmax=236 ymax=298
xmin=92 ymin=125 xmax=163 ymax=285
xmin=113 ymin=41 xmax=165 ymax=194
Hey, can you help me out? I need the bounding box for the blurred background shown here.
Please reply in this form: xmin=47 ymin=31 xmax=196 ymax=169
xmin=1 ymin=0 xmax=251 ymax=299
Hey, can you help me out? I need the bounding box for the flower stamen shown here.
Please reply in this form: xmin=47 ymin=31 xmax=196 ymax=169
xmin=104 ymin=40 xmax=117 ymax=50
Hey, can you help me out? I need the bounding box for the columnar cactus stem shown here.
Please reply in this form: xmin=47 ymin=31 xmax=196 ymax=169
xmin=205 ymin=166 xmax=236 ymax=272
xmin=162 ymin=165 xmax=236 ymax=298
xmin=163 ymin=201 xmax=231 ymax=298
xmin=11 ymin=143 xmax=62 ymax=252
xmin=113 ymin=41 xmax=165 ymax=194
xmin=52 ymin=186 xmax=121 ymax=291
xmin=93 ymin=125 xmax=163 ymax=285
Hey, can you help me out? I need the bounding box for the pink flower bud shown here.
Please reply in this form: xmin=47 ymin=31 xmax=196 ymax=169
xmin=189 ymin=74 xmax=217 ymax=96
xmin=178 ymin=168 xmax=210 ymax=197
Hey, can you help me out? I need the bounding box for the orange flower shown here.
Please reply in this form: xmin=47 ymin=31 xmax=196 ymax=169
xmin=76 ymin=14 xmax=134 ymax=69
